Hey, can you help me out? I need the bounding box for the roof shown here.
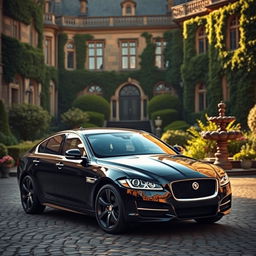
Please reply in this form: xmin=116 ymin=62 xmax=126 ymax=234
xmin=51 ymin=0 xmax=168 ymax=17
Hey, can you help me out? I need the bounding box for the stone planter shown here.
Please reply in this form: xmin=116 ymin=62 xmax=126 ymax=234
xmin=240 ymin=160 xmax=253 ymax=169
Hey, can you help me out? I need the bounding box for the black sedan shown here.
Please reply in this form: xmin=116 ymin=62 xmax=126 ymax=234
xmin=17 ymin=128 xmax=231 ymax=233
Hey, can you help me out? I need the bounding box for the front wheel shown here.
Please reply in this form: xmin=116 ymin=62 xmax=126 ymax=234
xmin=20 ymin=175 xmax=45 ymax=214
xmin=194 ymin=214 xmax=223 ymax=224
xmin=95 ymin=184 xmax=126 ymax=233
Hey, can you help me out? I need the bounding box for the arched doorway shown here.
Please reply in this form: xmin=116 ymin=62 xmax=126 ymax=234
xmin=119 ymin=84 xmax=140 ymax=120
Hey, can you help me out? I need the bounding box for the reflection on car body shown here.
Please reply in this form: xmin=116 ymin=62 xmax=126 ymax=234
xmin=18 ymin=128 xmax=231 ymax=233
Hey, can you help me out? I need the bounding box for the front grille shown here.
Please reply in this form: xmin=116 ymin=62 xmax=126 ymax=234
xmin=170 ymin=178 xmax=217 ymax=200
xmin=176 ymin=206 xmax=218 ymax=218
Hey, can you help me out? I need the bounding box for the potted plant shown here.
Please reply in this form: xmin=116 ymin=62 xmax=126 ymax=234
xmin=233 ymin=144 xmax=256 ymax=169
xmin=0 ymin=143 xmax=15 ymax=178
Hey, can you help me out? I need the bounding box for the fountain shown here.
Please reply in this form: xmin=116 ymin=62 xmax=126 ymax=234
xmin=201 ymin=101 xmax=242 ymax=170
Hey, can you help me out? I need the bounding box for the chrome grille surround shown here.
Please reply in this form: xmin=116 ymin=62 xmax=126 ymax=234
xmin=170 ymin=178 xmax=218 ymax=202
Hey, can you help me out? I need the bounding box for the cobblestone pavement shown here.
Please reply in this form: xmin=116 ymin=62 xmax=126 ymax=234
xmin=0 ymin=176 xmax=255 ymax=256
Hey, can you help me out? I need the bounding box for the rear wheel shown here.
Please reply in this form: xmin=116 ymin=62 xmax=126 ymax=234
xmin=20 ymin=175 xmax=45 ymax=214
xmin=194 ymin=214 xmax=223 ymax=224
xmin=95 ymin=184 xmax=126 ymax=233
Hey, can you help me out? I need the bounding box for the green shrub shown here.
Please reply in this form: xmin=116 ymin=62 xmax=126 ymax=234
xmin=85 ymin=111 xmax=104 ymax=127
xmin=248 ymin=104 xmax=256 ymax=134
xmin=161 ymin=130 xmax=190 ymax=147
xmin=151 ymin=109 xmax=179 ymax=128
xmin=148 ymin=94 xmax=180 ymax=117
xmin=233 ymin=144 xmax=256 ymax=160
xmin=61 ymin=108 xmax=89 ymax=129
xmin=164 ymin=120 xmax=190 ymax=132
xmin=83 ymin=123 xmax=98 ymax=128
xmin=7 ymin=140 xmax=40 ymax=163
xmin=0 ymin=143 xmax=8 ymax=158
xmin=9 ymin=104 xmax=51 ymax=141
xmin=73 ymin=95 xmax=110 ymax=119
xmin=183 ymin=115 xmax=241 ymax=160
xmin=0 ymin=100 xmax=17 ymax=145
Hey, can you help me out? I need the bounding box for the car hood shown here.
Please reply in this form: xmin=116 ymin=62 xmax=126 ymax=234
xmin=97 ymin=154 xmax=224 ymax=183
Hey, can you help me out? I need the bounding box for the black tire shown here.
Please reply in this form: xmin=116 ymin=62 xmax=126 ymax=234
xmin=20 ymin=175 xmax=45 ymax=214
xmin=95 ymin=184 xmax=126 ymax=234
xmin=194 ymin=214 xmax=223 ymax=224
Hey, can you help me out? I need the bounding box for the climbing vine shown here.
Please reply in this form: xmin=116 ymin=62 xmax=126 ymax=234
xmin=182 ymin=0 xmax=256 ymax=127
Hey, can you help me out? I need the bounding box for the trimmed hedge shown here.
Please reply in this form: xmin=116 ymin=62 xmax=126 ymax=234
xmin=148 ymin=94 xmax=180 ymax=117
xmin=72 ymin=95 xmax=110 ymax=119
xmin=164 ymin=120 xmax=190 ymax=132
xmin=85 ymin=111 xmax=104 ymax=127
xmin=7 ymin=140 xmax=40 ymax=164
xmin=151 ymin=109 xmax=179 ymax=128
xmin=161 ymin=130 xmax=189 ymax=147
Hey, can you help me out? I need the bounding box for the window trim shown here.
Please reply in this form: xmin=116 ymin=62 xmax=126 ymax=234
xmin=196 ymin=26 xmax=208 ymax=54
xmin=227 ymin=15 xmax=240 ymax=51
xmin=87 ymin=40 xmax=105 ymax=71
xmin=119 ymin=39 xmax=137 ymax=70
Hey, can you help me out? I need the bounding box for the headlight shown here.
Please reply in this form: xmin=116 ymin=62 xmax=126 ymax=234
xmin=118 ymin=179 xmax=163 ymax=191
xmin=220 ymin=173 xmax=230 ymax=186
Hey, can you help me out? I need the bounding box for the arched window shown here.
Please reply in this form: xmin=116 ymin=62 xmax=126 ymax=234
xmin=121 ymin=0 xmax=136 ymax=16
xmin=66 ymin=41 xmax=75 ymax=69
xmin=126 ymin=5 xmax=132 ymax=15
xmin=228 ymin=15 xmax=240 ymax=50
xmin=196 ymin=26 xmax=208 ymax=54
xmin=153 ymin=82 xmax=170 ymax=95
xmin=87 ymin=85 xmax=102 ymax=95
xmin=195 ymin=83 xmax=207 ymax=112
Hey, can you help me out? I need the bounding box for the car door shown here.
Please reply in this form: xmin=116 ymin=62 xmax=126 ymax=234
xmin=32 ymin=134 xmax=65 ymax=202
xmin=54 ymin=133 xmax=98 ymax=211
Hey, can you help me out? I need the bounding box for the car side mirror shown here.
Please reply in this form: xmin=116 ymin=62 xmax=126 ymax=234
xmin=173 ymin=145 xmax=184 ymax=154
xmin=65 ymin=149 xmax=82 ymax=159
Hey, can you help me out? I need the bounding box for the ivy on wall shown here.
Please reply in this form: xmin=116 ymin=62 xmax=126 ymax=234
xmin=58 ymin=32 xmax=166 ymax=114
xmin=57 ymin=33 xmax=68 ymax=70
xmin=74 ymin=34 xmax=93 ymax=69
xmin=182 ymin=0 xmax=256 ymax=127
xmin=164 ymin=29 xmax=183 ymax=98
xmin=3 ymin=0 xmax=44 ymax=48
xmin=2 ymin=35 xmax=45 ymax=83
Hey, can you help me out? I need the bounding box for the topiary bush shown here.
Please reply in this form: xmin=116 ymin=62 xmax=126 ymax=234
xmin=0 ymin=100 xmax=17 ymax=145
xmin=7 ymin=140 xmax=40 ymax=164
xmin=161 ymin=130 xmax=190 ymax=147
xmin=164 ymin=120 xmax=190 ymax=132
xmin=61 ymin=108 xmax=89 ymax=129
xmin=85 ymin=111 xmax=104 ymax=127
xmin=72 ymin=95 xmax=110 ymax=119
xmin=0 ymin=143 xmax=8 ymax=158
xmin=151 ymin=109 xmax=179 ymax=128
xmin=9 ymin=104 xmax=51 ymax=141
xmin=248 ymin=104 xmax=256 ymax=134
xmin=148 ymin=94 xmax=181 ymax=117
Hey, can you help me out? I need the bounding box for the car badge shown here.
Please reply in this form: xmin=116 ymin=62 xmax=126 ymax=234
xmin=192 ymin=182 xmax=199 ymax=190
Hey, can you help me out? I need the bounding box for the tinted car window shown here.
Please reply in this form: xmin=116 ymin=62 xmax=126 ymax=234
xmin=86 ymin=132 xmax=176 ymax=157
xmin=38 ymin=140 xmax=48 ymax=153
xmin=44 ymin=135 xmax=64 ymax=155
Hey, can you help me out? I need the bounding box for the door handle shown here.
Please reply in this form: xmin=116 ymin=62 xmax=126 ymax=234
xmin=56 ymin=162 xmax=64 ymax=169
xmin=33 ymin=159 xmax=40 ymax=166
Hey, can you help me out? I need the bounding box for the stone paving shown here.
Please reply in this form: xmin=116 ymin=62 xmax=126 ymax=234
xmin=0 ymin=176 xmax=255 ymax=256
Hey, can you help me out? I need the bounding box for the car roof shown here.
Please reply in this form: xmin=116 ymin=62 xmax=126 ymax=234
xmin=55 ymin=127 xmax=147 ymax=136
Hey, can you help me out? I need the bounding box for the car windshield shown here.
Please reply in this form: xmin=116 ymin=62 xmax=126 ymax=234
xmin=85 ymin=132 xmax=176 ymax=158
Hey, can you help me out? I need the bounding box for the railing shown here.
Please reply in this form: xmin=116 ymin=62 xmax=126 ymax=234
xmin=171 ymin=0 xmax=232 ymax=20
xmin=44 ymin=15 xmax=173 ymax=27
xmin=44 ymin=13 xmax=55 ymax=24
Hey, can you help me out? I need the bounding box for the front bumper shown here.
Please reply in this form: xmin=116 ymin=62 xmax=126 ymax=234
xmin=119 ymin=182 xmax=232 ymax=222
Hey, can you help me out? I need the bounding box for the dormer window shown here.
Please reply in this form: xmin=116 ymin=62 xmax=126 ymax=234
xmin=121 ymin=0 xmax=136 ymax=16
xmin=79 ymin=0 xmax=88 ymax=15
